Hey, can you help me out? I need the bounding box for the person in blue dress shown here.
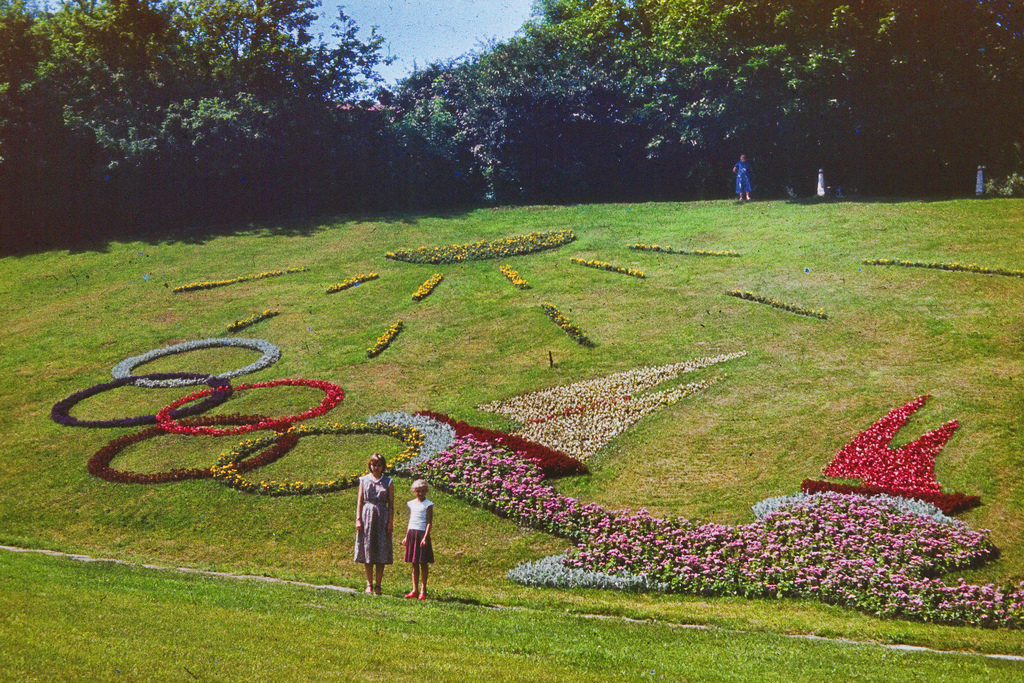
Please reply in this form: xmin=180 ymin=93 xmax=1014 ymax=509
xmin=733 ymin=154 xmax=752 ymax=200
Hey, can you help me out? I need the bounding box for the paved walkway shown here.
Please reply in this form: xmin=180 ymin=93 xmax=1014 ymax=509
xmin=4 ymin=544 xmax=1022 ymax=663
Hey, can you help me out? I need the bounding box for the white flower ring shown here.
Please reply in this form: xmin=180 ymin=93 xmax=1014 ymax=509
xmin=366 ymin=411 xmax=456 ymax=470
xmin=112 ymin=338 xmax=281 ymax=388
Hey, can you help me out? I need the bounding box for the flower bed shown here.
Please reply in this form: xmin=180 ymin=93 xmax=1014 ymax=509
xmin=173 ymin=267 xmax=308 ymax=293
xmin=515 ymin=381 xmax=713 ymax=462
xmin=51 ymin=373 xmax=232 ymax=428
xmin=629 ymin=244 xmax=740 ymax=257
xmin=367 ymin=411 xmax=457 ymax=470
xmin=385 ymin=230 xmax=576 ymax=264
xmin=539 ymin=303 xmax=595 ymax=347
xmin=412 ymin=435 xmax=1023 ymax=629
xmin=479 ymin=353 xmax=746 ymax=461
xmin=212 ymin=422 xmax=423 ymax=496
xmin=326 ymin=273 xmax=379 ymax=294
xmin=367 ymin=320 xmax=404 ymax=358
xmin=112 ymin=338 xmax=281 ymax=388
xmin=410 ymin=435 xmax=603 ymax=539
xmin=507 ymin=554 xmax=657 ymax=592
xmin=751 ymin=491 xmax=960 ymax=525
xmin=414 ymin=410 xmax=586 ymax=477
xmin=864 ymin=258 xmax=1024 ymax=278
xmin=800 ymin=479 xmax=981 ymax=515
xmin=156 ymin=378 xmax=345 ymax=436
xmin=570 ymin=258 xmax=645 ymax=279
xmin=88 ymin=415 xmax=295 ymax=484
xmin=412 ymin=273 xmax=444 ymax=301
xmin=564 ymin=493 xmax=1012 ymax=627
xmin=227 ymin=309 xmax=279 ymax=333
xmin=499 ymin=264 xmax=530 ymax=289
xmin=802 ymin=395 xmax=980 ymax=514
xmin=725 ymin=289 xmax=827 ymax=320
xmin=823 ymin=395 xmax=952 ymax=494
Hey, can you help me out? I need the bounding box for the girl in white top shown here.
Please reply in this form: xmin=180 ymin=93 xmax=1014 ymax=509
xmin=401 ymin=479 xmax=434 ymax=599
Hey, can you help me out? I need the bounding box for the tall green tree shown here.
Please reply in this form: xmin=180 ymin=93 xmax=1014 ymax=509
xmin=0 ymin=1 xmax=393 ymax=252
xmin=527 ymin=0 xmax=1024 ymax=195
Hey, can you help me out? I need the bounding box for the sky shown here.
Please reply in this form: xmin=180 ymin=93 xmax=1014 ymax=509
xmin=311 ymin=1 xmax=538 ymax=85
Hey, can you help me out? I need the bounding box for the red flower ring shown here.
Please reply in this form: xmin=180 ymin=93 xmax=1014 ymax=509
xmin=156 ymin=378 xmax=345 ymax=436
xmin=87 ymin=414 xmax=298 ymax=484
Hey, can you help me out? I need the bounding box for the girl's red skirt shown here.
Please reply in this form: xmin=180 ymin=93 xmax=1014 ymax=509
xmin=403 ymin=529 xmax=434 ymax=564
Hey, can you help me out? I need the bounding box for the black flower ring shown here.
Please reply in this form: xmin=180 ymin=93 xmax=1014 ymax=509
xmin=51 ymin=373 xmax=233 ymax=428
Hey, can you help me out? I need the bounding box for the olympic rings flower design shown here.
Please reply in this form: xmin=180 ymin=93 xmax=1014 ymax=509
xmin=112 ymin=338 xmax=281 ymax=388
xmin=212 ymin=421 xmax=424 ymax=495
xmin=51 ymin=373 xmax=232 ymax=428
xmin=87 ymin=414 xmax=297 ymax=484
xmin=156 ymin=379 xmax=345 ymax=436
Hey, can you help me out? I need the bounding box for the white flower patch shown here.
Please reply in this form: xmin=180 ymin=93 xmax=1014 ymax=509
xmin=366 ymin=411 xmax=456 ymax=470
xmin=479 ymin=352 xmax=745 ymax=420
xmin=112 ymin=338 xmax=281 ymax=388
xmin=511 ymin=380 xmax=713 ymax=461
xmin=752 ymin=491 xmax=962 ymax=526
xmin=477 ymin=352 xmax=746 ymax=461
xmin=506 ymin=554 xmax=666 ymax=592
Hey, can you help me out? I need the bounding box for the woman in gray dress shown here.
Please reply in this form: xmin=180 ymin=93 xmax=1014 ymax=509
xmin=354 ymin=452 xmax=394 ymax=594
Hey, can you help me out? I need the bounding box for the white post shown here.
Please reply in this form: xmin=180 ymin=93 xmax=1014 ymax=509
xmin=976 ymin=166 xmax=984 ymax=196
xmin=817 ymin=169 xmax=825 ymax=197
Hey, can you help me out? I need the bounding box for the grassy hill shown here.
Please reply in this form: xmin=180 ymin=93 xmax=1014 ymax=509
xmin=1 ymin=198 xmax=1022 ymax=677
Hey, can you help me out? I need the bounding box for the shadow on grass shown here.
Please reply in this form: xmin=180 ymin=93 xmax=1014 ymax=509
xmin=1 ymin=205 xmax=483 ymax=259
xmin=3 ymin=194 xmax=985 ymax=259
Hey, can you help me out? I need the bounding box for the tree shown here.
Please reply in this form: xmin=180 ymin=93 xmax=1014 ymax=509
xmin=0 ymin=0 xmax=395 ymax=252
xmin=529 ymin=0 xmax=1024 ymax=196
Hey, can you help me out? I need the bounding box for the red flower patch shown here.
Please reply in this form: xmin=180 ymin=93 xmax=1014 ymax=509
xmin=804 ymin=395 xmax=980 ymax=514
xmin=415 ymin=410 xmax=587 ymax=477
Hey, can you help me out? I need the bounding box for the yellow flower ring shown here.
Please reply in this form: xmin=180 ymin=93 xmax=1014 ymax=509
xmin=87 ymin=414 xmax=298 ymax=484
xmin=156 ymin=379 xmax=345 ymax=436
xmin=212 ymin=422 xmax=425 ymax=496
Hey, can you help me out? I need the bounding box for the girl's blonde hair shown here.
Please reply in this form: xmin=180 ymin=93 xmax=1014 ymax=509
xmin=411 ymin=479 xmax=429 ymax=491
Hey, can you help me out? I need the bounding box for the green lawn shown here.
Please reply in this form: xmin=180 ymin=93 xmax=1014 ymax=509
xmin=2 ymin=198 xmax=1023 ymax=676
xmin=2 ymin=550 xmax=1022 ymax=682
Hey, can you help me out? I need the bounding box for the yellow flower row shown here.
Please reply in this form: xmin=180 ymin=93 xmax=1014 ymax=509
xmin=629 ymin=243 xmax=740 ymax=257
xmin=499 ymin=264 xmax=530 ymax=289
xmin=227 ymin=308 xmax=279 ymax=333
xmin=174 ymin=266 xmax=308 ymax=293
xmin=385 ymin=230 xmax=577 ymax=264
xmin=212 ymin=423 xmax=425 ymax=496
xmin=327 ymin=273 xmax=380 ymax=294
xmin=412 ymin=273 xmax=444 ymax=301
xmin=367 ymin=320 xmax=404 ymax=358
xmin=540 ymin=303 xmax=595 ymax=347
xmin=570 ymin=257 xmax=645 ymax=278
xmin=726 ymin=289 xmax=828 ymax=320
xmin=864 ymin=258 xmax=1024 ymax=278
